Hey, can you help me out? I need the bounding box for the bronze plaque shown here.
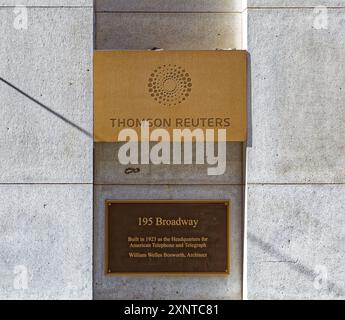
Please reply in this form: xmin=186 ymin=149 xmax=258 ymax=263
xmin=94 ymin=50 xmax=247 ymax=142
xmin=106 ymin=200 xmax=230 ymax=275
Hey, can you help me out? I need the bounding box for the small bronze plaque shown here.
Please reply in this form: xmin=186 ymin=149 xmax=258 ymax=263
xmin=106 ymin=200 xmax=230 ymax=275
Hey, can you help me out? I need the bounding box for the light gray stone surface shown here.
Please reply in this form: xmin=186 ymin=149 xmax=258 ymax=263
xmin=0 ymin=184 xmax=93 ymax=300
xmin=94 ymin=142 xmax=243 ymax=185
xmin=0 ymin=7 xmax=93 ymax=183
xmin=94 ymin=185 xmax=243 ymax=300
xmin=1 ymin=5 xmax=93 ymax=300
xmin=0 ymin=0 xmax=92 ymax=6
xmin=96 ymin=12 xmax=242 ymax=49
xmin=94 ymin=6 xmax=245 ymax=300
xmin=247 ymin=184 xmax=345 ymax=300
xmin=95 ymin=0 xmax=244 ymax=12
xmin=247 ymin=8 xmax=345 ymax=184
xmin=248 ymin=0 xmax=345 ymax=7
xmin=247 ymin=7 xmax=345 ymax=300
xmin=93 ymin=0 xmax=245 ymax=299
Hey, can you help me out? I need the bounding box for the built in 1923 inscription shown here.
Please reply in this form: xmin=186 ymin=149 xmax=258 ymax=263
xmin=106 ymin=200 xmax=230 ymax=275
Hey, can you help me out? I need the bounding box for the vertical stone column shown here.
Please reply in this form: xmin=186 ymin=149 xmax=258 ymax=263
xmin=0 ymin=1 xmax=93 ymax=299
xmin=94 ymin=0 xmax=246 ymax=299
xmin=247 ymin=1 xmax=345 ymax=299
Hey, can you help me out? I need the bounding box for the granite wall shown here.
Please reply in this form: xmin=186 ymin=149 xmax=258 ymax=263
xmin=246 ymin=1 xmax=345 ymax=299
xmin=0 ymin=1 xmax=93 ymax=299
xmin=2 ymin=0 xmax=344 ymax=300
xmin=93 ymin=0 xmax=246 ymax=300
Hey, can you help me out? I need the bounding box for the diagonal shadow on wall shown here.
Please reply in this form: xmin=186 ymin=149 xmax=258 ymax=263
xmin=0 ymin=77 xmax=92 ymax=139
xmin=248 ymin=232 xmax=345 ymax=298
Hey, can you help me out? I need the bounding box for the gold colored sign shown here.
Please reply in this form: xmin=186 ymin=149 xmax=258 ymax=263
xmin=94 ymin=50 xmax=247 ymax=142
xmin=106 ymin=200 xmax=230 ymax=275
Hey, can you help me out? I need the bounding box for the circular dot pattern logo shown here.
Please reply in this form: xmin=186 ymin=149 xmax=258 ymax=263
xmin=148 ymin=64 xmax=192 ymax=106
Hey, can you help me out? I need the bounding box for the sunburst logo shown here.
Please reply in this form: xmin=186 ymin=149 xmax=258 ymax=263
xmin=148 ymin=64 xmax=192 ymax=106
